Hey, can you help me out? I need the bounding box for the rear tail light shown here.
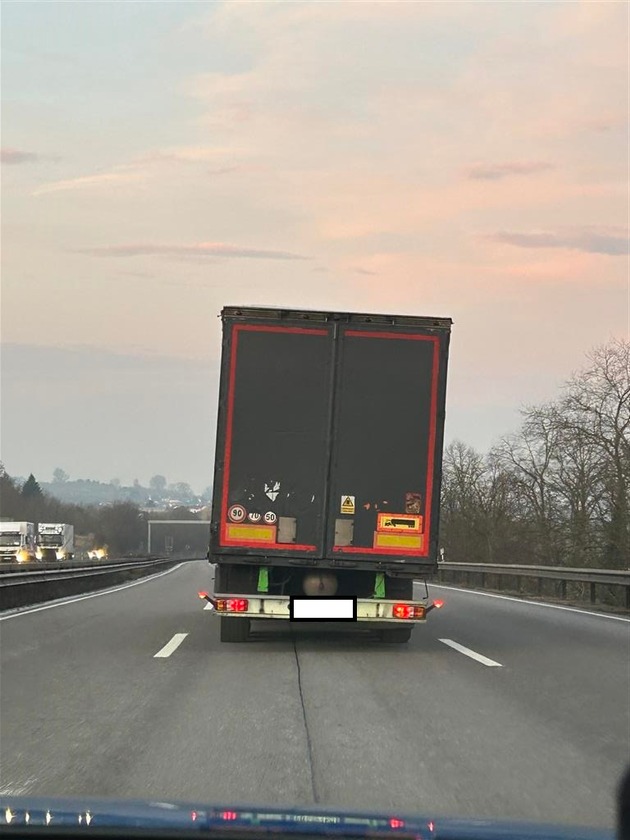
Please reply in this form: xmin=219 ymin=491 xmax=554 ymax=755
xmin=389 ymin=819 xmax=405 ymax=829
xmin=221 ymin=812 xmax=238 ymax=821
xmin=392 ymin=604 xmax=425 ymax=619
xmin=216 ymin=598 xmax=249 ymax=613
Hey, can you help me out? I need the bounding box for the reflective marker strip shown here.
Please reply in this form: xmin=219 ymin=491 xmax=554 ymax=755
xmin=226 ymin=523 xmax=277 ymax=542
xmin=373 ymin=532 xmax=424 ymax=550
xmin=154 ymin=633 xmax=188 ymax=658
xmin=439 ymin=638 xmax=502 ymax=667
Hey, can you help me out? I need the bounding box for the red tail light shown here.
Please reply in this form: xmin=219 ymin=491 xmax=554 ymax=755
xmin=393 ymin=603 xmax=412 ymax=619
xmin=216 ymin=598 xmax=249 ymax=612
xmin=392 ymin=604 xmax=425 ymax=619
xmin=221 ymin=811 xmax=238 ymax=821
xmin=230 ymin=598 xmax=248 ymax=612
xmin=433 ymin=599 xmax=444 ymax=609
xmin=389 ymin=818 xmax=405 ymax=829
xmin=198 ymin=591 xmax=208 ymax=600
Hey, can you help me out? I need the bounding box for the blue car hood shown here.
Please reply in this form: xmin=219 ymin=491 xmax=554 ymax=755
xmin=0 ymin=796 xmax=614 ymax=840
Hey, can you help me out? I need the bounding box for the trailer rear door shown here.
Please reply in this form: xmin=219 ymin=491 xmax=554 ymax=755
xmin=212 ymin=320 xmax=333 ymax=557
xmin=325 ymin=325 xmax=446 ymax=562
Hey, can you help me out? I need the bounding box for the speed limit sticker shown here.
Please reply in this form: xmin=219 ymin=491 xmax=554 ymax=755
xmin=228 ymin=504 xmax=247 ymax=523
xmin=263 ymin=511 xmax=277 ymax=525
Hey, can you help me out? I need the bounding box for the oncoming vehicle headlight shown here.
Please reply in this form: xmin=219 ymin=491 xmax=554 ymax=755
xmin=56 ymin=551 xmax=65 ymax=561
xmin=16 ymin=550 xmax=29 ymax=563
xmin=36 ymin=550 xmax=43 ymax=561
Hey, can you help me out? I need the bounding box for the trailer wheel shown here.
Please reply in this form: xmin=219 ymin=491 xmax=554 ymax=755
xmin=379 ymin=627 xmax=413 ymax=643
xmin=220 ymin=616 xmax=251 ymax=643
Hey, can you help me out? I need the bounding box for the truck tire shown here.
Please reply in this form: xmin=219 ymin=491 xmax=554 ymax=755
xmin=220 ymin=616 xmax=251 ymax=643
xmin=379 ymin=627 xmax=413 ymax=643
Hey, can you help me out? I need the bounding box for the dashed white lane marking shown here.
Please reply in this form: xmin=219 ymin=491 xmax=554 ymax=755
xmin=439 ymin=638 xmax=502 ymax=667
xmin=0 ymin=564 xmax=185 ymax=621
xmin=431 ymin=584 xmax=630 ymax=623
xmin=0 ymin=777 xmax=37 ymax=795
xmin=154 ymin=633 xmax=188 ymax=658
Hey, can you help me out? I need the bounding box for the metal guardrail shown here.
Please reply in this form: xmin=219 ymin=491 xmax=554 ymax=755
xmin=437 ymin=562 xmax=630 ymax=611
xmin=0 ymin=556 xmax=164 ymax=575
xmin=0 ymin=556 xmax=188 ymax=611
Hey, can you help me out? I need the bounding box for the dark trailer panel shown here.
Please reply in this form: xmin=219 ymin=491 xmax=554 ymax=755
xmin=210 ymin=307 xmax=451 ymax=575
xmin=211 ymin=318 xmax=333 ymax=558
xmin=327 ymin=326 xmax=448 ymax=570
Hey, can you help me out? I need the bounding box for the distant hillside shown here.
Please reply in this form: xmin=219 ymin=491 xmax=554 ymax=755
xmin=41 ymin=478 xmax=210 ymax=508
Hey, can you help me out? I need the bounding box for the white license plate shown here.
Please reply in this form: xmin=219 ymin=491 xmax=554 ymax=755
xmin=290 ymin=597 xmax=357 ymax=621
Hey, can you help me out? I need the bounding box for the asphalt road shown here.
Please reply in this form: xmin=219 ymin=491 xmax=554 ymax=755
xmin=0 ymin=560 xmax=628 ymax=830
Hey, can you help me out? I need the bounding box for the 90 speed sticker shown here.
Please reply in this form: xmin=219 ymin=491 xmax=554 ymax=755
xmin=228 ymin=504 xmax=247 ymax=523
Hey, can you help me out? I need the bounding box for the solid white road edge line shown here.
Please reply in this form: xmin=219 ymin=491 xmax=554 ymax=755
xmin=431 ymin=583 xmax=630 ymax=622
xmin=154 ymin=633 xmax=188 ymax=658
xmin=0 ymin=563 xmax=185 ymax=621
xmin=439 ymin=638 xmax=502 ymax=667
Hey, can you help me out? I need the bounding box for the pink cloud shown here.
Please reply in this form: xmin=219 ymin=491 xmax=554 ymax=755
xmin=2 ymin=148 xmax=40 ymax=164
xmin=31 ymin=145 xmax=252 ymax=196
xmin=484 ymin=226 xmax=628 ymax=256
xmin=33 ymin=170 xmax=145 ymax=196
xmin=464 ymin=161 xmax=556 ymax=181
xmin=78 ymin=242 xmax=309 ymax=261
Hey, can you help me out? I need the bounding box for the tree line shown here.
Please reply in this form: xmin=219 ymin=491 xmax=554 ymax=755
xmin=0 ymin=469 xmax=202 ymax=556
xmin=439 ymin=339 xmax=629 ymax=570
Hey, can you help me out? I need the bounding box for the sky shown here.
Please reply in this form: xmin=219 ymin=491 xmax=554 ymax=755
xmin=1 ymin=0 xmax=628 ymax=493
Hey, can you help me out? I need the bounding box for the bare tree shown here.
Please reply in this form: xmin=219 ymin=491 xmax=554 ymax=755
xmin=495 ymin=404 xmax=564 ymax=564
xmin=561 ymin=339 xmax=630 ymax=568
xmin=441 ymin=441 xmax=488 ymax=562
xmin=549 ymin=406 xmax=607 ymax=567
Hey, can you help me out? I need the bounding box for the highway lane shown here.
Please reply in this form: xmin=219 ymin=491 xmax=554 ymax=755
xmin=0 ymin=560 xmax=627 ymax=831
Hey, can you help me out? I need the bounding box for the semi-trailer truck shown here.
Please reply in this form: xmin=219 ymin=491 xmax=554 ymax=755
xmin=0 ymin=521 xmax=37 ymax=563
xmin=36 ymin=523 xmax=74 ymax=561
xmin=202 ymin=306 xmax=452 ymax=643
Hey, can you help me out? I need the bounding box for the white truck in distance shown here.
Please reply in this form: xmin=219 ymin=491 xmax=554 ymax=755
xmin=36 ymin=523 xmax=75 ymax=561
xmin=0 ymin=522 xmax=37 ymax=563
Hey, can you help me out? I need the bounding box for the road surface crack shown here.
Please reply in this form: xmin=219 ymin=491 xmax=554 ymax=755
xmin=292 ymin=635 xmax=319 ymax=804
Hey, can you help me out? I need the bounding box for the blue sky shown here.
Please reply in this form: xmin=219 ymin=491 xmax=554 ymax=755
xmin=1 ymin=1 xmax=627 ymax=491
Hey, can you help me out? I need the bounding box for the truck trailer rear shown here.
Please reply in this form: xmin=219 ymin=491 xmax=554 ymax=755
xmin=36 ymin=523 xmax=74 ymax=561
xmin=203 ymin=306 xmax=452 ymax=643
